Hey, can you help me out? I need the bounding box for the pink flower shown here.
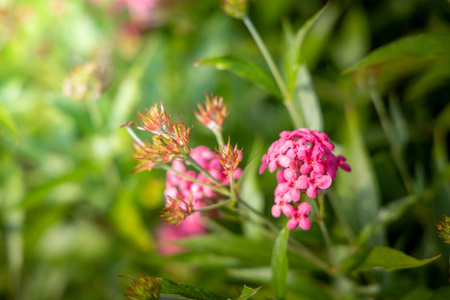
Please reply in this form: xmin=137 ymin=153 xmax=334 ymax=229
xmin=157 ymin=145 xmax=243 ymax=253
xmin=260 ymin=128 xmax=350 ymax=230
xmin=287 ymin=202 xmax=311 ymax=230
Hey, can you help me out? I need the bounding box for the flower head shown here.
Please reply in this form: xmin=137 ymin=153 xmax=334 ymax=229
xmin=215 ymin=137 xmax=243 ymax=178
xmin=160 ymin=195 xmax=196 ymax=226
xmin=221 ymin=0 xmax=247 ymax=19
xmin=194 ymin=93 xmax=229 ymax=131
xmin=123 ymin=274 xmax=161 ymax=300
xmin=260 ymin=128 xmax=351 ymax=230
xmin=435 ymin=215 xmax=450 ymax=244
xmin=137 ymin=102 xmax=172 ymax=135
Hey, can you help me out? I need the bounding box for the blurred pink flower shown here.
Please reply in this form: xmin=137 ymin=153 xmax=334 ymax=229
xmin=157 ymin=145 xmax=243 ymax=255
xmin=116 ymin=0 xmax=160 ymax=23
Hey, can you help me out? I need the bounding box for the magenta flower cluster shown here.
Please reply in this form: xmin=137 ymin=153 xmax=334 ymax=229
xmin=259 ymin=128 xmax=351 ymax=230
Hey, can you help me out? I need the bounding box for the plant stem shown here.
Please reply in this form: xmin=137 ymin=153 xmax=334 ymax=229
xmin=368 ymin=87 xmax=414 ymax=194
xmin=195 ymin=199 xmax=233 ymax=212
xmin=243 ymin=16 xmax=290 ymax=102
xmin=237 ymin=196 xmax=330 ymax=271
xmin=213 ymin=129 xmax=225 ymax=149
xmin=123 ymin=125 xmax=145 ymax=147
xmin=313 ymin=195 xmax=339 ymax=272
xmin=185 ymin=155 xmax=222 ymax=186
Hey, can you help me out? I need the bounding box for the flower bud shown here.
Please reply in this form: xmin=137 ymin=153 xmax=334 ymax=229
xmin=221 ymin=0 xmax=247 ymax=19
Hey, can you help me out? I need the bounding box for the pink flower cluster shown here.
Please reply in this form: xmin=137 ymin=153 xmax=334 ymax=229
xmin=259 ymin=128 xmax=351 ymax=230
xmin=158 ymin=145 xmax=242 ymax=254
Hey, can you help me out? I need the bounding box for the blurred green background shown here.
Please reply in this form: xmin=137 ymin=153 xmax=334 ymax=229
xmin=1 ymin=0 xmax=449 ymax=299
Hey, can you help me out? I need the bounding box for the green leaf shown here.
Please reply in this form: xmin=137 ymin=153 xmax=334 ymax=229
xmin=175 ymin=234 xmax=320 ymax=270
xmin=357 ymin=195 xmax=418 ymax=245
xmin=158 ymin=278 xmax=227 ymax=300
xmin=271 ymin=226 xmax=289 ymax=300
xmin=389 ymin=96 xmax=409 ymax=151
xmin=344 ymin=33 xmax=450 ymax=73
xmin=294 ymin=64 xmax=323 ymax=131
xmin=237 ymin=285 xmax=262 ymax=300
xmin=284 ymin=3 xmax=329 ymax=90
xmin=0 ymin=101 xmax=19 ymax=140
xmin=195 ymin=55 xmax=281 ymax=98
xmin=239 ymin=138 xmax=265 ymax=239
xmin=426 ymin=286 xmax=450 ymax=300
xmin=335 ymin=106 xmax=381 ymax=243
xmin=354 ymin=246 xmax=441 ymax=272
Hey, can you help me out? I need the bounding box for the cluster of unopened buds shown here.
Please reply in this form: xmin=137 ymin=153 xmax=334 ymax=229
xmin=123 ymin=94 xmax=243 ymax=232
xmin=435 ymin=215 xmax=450 ymax=244
xmin=260 ymin=129 xmax=351 ymax=230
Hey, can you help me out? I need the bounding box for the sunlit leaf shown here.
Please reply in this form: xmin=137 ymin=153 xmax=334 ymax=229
xmin=284 ymin=3 xmax=329 ymax=90
xmin=294 ymin=64 xmax=323 ymax=131
xmin=271 ymin=226 xmax=289 ymax=300
xmin=354 ymin=247 xmax=441 ymax=271
xmin=344 ymin=33 xmax=450 ymax=73
xmin=239 ymin=138 xmax=265 ymax=239
xmin=237 ymin=285 xmax=261 ymax=300
xmin=335 ymin=106 xmax=381 ymax=243
xmin=195 ymin=55 xmax=281 ymax=98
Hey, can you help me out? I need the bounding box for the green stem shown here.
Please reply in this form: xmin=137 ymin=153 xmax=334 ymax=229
xmin=243 ymin=16 xmax=290 ymax=101
xmin=237 ymin=197 xmax=330 ymax=271
xmin=185 ymin=155 xmax=222 ymax=186
xmin=123 ymin=125 xmax=145 ymax=147
xmin=312 ymin=196 xmax=339 ymax=272
xmin=195 ymin=199 xmax=233 ymax=212
xmin=369 ymin=87 xmax=414 ymax=194
xmin=213 ymin=129 xmax=225 ymax=149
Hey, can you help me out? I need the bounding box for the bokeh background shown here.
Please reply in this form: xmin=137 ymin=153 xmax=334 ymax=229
xmin=1 ymin=0 xmax=449 ymax=299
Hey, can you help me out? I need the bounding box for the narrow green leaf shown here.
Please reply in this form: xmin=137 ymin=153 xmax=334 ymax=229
xmin=239 ymin=138 xmax=265 ymax=239
xmin=0 ymin=101 xmax=19 ymax=140
xmin=344 ymin=33 xmax=450 ymax=73
xmin=354 ymin=246 xmax=441 ymax=271
xmin=389 ymin=96 xmax=409 ymax=151
xmin=294 ymin=64 xmax=323 ymax=131
xmin=158 ymin=278 xmax=227 ymax=300
xmin=284 ymin=3 xmax=329 ymax=90
xmin=271 ymin=226 xmax=289 ymax=300
xmin=237 ymin=285 xmax=262 ymax=300
xmin=335 ymin=105 xmax=381 ymax=242
xmin=195 ymin=55 xmax=281 ymax=98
